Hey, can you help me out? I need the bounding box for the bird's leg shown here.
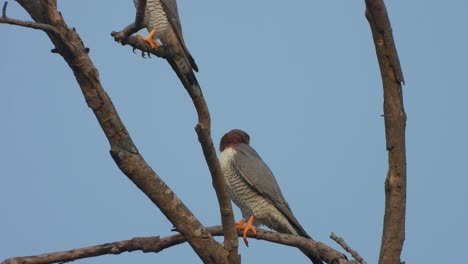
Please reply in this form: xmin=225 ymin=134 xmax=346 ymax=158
xmin=243 ymin=216 xmax=257 ymax=246
xmin=235 ymin=216 xmax=257 ymax=246
xmin=137 ymin=29 xmax=160 ymax=49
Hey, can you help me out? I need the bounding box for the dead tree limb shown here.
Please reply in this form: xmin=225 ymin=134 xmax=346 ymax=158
xmin=0 ymin=1 xmax=228 ymax=263
xmin=112 ymin=2 xmax=240 ymax=261
xmin=0 ymin=1 xmax=370 ymax=263
xmin=2 ymin=226 xmax=354 ymax=264
xmin=365 ymin=1 xmax=407 ymax=264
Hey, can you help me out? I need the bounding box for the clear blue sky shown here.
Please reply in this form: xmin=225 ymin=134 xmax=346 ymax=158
xmin=1 ymin=1 xmax=467 ymax=263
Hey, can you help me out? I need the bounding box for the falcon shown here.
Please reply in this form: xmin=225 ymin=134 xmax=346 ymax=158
xmin=219 ymin=129 xmax=322 ymax=263
xmin=133 ymin=0 xmax=199 ymax=87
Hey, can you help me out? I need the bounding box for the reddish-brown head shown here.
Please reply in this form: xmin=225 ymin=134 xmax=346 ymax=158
xmin=220 ymin=129 xmax=250 ymax=151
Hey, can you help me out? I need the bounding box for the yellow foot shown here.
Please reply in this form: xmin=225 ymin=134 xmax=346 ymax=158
xmin=235 ymin=218 xmax=246 ymax=230
xmin=137 ymin=29 xmax=160 ymax=49
xmin=235 ymin=216 xmax=257 ymax=246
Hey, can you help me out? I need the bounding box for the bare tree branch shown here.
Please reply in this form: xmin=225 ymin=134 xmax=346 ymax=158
xmin=1 ymin=1 xmax=367 ymax=264
xmin=0 ymin=1 xmax=67 ymax=46
xmin=187 ymin=84 xmax=240 ymax=262
xmin=365 ymin=1 xmax=407 ymax=264
xmin=2 ymin=1 xmax=229 ymax=263
xmin=330 ymin=232 xmax=367 ymax=264
xmin=111 ymin=2 xmax=240 ymax=261
xmin=1 ymin=236 xmax=174 ymax=264
xmin=365 ymin=1 xmax=404 ymax=85
xmin=2 ymin=227 xmax=354 ymax=264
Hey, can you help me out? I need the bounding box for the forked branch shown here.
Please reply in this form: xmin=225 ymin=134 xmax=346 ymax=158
xmin=0 ymin=1 xmax=228 ymax=263
xmin=111 ymin=1 xmax=240 ymax=261
xmin=0 ymin=1 xmax=371 ymax=263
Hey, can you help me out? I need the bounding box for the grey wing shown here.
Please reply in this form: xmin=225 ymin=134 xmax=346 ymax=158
xmin=233 ymin=144 xmax=290 ymax=208
xmin=160 ymin=0 xmax=198 ymax=71
xmin=232 ymin=144 xmax=311 ymax=237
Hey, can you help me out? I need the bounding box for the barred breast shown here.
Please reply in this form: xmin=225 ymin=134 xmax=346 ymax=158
xmin=134 ymin=0 xmax=170 ymax=37
xmin=219 ymin=148 xmax=298 ymax=235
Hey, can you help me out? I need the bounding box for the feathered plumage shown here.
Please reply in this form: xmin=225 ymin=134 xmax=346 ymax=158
xmin=134 ymin=0 xmax=199 ymax=88
xmin=219 ymin=129 xmax=322 ymax=264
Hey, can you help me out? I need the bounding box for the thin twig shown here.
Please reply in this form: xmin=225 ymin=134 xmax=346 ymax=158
xmin=0 ymin=1 xmax=71 ymax=50
xmin=330 ymin=232 xmax=367 ymax=264
xmin=0 ymin=15 xmax=58 ymax=33
xmin=0 ymin=3 xmax=57 ymax=34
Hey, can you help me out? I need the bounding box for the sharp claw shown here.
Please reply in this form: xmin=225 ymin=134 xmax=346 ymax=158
xmin=244 ymin=216 xmax=257 ymax=247
xmin=235 ymin=216 xmax=256 ymax=247
xmin=243 ymin=236 xmax=249 ymax=247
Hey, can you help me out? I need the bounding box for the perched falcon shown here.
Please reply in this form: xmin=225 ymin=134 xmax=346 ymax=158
xmin=219 ymin=129 xmax=322 ymax=264
xmin=133 ymin=0 xmax=199 ymax=87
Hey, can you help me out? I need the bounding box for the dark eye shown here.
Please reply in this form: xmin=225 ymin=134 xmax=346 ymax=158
xmin=243 ymin=135 xmax=249 ymax=144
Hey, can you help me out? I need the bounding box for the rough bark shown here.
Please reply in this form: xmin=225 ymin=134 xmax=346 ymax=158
xmin=1 ymin=1 xmax=229 ymax=263
xmin=2 ymin=226 xmax=353 ymax=264
xmin=112 ymin=2 xmax=240 ymax=261
xmin=0 ymin=1 xmax=372 ymax=263
xmin=365 ymin=1 xmax=407 ymax=264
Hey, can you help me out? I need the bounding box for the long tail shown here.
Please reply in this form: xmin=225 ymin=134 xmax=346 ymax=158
xmin=167 ymin=54 xmax=200 ymax=90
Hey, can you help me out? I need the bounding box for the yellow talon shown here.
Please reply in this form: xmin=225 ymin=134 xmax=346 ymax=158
xmin=137 ymin=29 xmax=160 ymax=49
xmin=235 ymin=216 xmax=257 ymax=246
